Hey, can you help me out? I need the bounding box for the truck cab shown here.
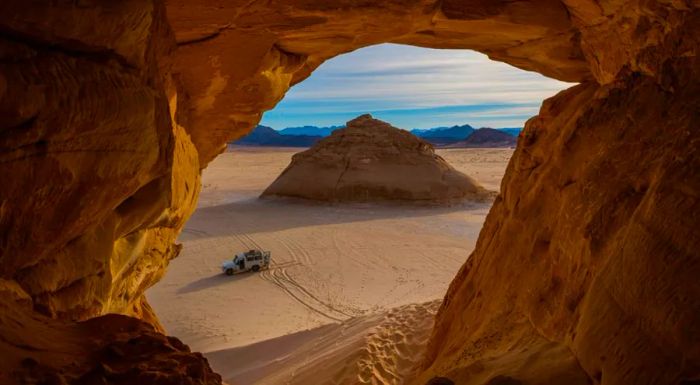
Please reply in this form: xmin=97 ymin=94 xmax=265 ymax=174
xmin=222 ymin=249 xmax=270 ymax=275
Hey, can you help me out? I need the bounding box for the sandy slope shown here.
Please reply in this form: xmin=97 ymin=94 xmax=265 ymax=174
xmin=209 ymin=301 xmax=441 ymax=385
xmin=147 ymin=146 xmax=512 ymax=383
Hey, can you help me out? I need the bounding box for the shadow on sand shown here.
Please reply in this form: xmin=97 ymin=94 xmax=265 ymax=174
xmin=181 ymin=196 xmax=492 ymax=241
xmin=205 ymin=322 xmax=341 ymax=384
xmin=176 ymin=272 xmax=257 ymax=295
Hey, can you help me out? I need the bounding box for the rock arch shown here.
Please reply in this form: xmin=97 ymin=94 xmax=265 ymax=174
xmin=0 ymin=1 xmax=698 ymax=384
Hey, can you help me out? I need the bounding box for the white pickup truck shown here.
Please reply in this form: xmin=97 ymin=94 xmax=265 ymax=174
xmin=222 ymin=249 xmax=271 ymax=275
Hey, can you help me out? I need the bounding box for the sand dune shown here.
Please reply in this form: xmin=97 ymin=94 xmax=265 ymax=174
xmin=208 ymin=301 xmax=440 ymax=385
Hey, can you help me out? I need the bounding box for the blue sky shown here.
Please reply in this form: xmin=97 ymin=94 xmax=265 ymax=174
xmin=261 ymin=44 xmax=574 ymax=130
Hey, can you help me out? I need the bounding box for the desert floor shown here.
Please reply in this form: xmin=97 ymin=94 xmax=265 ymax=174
xmin=148 ymin=146 xmax=513 ymax=384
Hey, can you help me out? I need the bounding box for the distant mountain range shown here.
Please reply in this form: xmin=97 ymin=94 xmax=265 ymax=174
xmin=410 ymin=124 xmax=474 ymax=138
xmin=444 ymin=127 xmax=517 ymax=148
xmin=234 ymin=123 xmax=521 ymax=147
xmin=410 ymin=124 xmax=475 ymax=146
xmin=497 ymin=128 xmax=522 ymax=137
xmin=278 ymin=125 xmax=344 ymax=137
xmin=235 ymin=125 xmax=322 ymax=147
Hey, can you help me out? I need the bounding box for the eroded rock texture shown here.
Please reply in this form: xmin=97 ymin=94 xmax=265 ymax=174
xmin=0 ymin=279 xmax=221 ymax=384
xmin=421 ymin=74 xmax=700 ymax=384
xmin=0 ymin=1 xmax=205 ymax=383
xmin=418 ymin=7 xmax=700 ymax=383
xmin=0 ymin=0 xmax=698 ymax=384
xmin=262 ymin=114 xmax=489 ymax=203
xmin=166 ymin=0 xmax=591 ymax=165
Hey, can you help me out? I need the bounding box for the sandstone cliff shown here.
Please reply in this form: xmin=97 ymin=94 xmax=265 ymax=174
xmin=420 ymin=75 xmax=700 ymax=384
xmin=0 ymin=0 xmax=698 ymax=384
xmin=262 ymin=114 xmax=489 ymax=203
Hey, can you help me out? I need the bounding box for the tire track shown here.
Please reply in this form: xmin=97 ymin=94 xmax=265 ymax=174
xmin=240 ymin=231 xmax=354 ymax=321
xmin=331 ymin=229 xmax=372 ymax=269
xmin=240 ymin=233 xmax=264 ymax=251
xmin=275 ymin=235 xmax=303 ymax=266
xmin=276 ymin=269 xmax=354 ymax=318
xmin=264 ymin=260 xmax=301 ymax=270
xmin=260 ymin=266 xmax=356 ymax=321
xmin=259 ymin=267 xmax=350 ymax=322
xmin=286 ymin=237 xmax=312 ymax=266
xmin=182 ymin=228 xmax=209 ymax=236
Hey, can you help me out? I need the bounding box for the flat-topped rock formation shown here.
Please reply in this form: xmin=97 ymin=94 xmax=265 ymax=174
xmin=261 ymin=115 xmax=490 ymax=203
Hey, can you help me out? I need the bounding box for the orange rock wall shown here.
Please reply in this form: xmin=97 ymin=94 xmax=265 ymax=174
xmin=165 ymin=0 xmax=592 ymax=164
xmin=421 ymin=72 xmax=700 ymax=384
xmin=418 ymin=6 xmax=700 ymax=383
xmin=0 ymin=0 xmax=202 ymax=322
xmin=0 ymin=0 xmax=698 ymax=384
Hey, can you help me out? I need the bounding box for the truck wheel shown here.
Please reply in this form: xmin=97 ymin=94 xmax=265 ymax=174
xmin=225 ymin=268 xmax=234 ymax=276
xmin=252 ymin=265 xmax=260 ymax=272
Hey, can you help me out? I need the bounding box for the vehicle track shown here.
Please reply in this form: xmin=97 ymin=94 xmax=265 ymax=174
xmin=275 ymin=235 xmax=302 ymax=266
xmin=297 ymin=239 xmax=314 ymax=265
xmin=284 ymin=236 xmax=313 ymax=266
xmin=259 ymin=267 xmax=351 ymax=322
xmin=331 ymin=228 xmax=372 ymax=269
xmin=239 ymin=231 xmax=356 ymax=321
xmin=278 ymin=269 xmax=355 ymax=318
xmin=266 ymin=260 xmax=301 ymax=270
xmin=239 ymin=233 xmax=265 ymax=251
xmin=182 ymin=228 xmax=209 ymax=236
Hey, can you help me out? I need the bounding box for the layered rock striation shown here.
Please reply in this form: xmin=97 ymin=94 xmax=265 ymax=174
xmin=262 ymin=115 xmax=489 ymax=203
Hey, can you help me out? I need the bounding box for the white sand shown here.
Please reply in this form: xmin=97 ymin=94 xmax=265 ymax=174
xmin=147 ymin=146 xmax=512 ymax=384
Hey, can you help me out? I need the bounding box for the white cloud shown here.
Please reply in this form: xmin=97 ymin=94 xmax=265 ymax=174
xmin=262 ymin=43 xmax=575 ymax=128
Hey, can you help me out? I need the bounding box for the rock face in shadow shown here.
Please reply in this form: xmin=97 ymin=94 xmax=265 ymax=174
xmin=0 ymin=0 xmax=698 ymax=384
xmin=0 ymin=279 xmax=221 ymax=384
xmin=0 ymin=1 xmax=207 ymax=383
xmin=420 ymin=73 xmax=700 ymax=384
xmin=262 ymin=115 xmax=489 ymax=203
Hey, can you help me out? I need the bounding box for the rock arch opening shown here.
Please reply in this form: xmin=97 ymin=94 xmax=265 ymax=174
xmin=147 ymin=43 xmax=574 ymax=384
xmin=0 ymin=1 xmax=698 ymax=385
